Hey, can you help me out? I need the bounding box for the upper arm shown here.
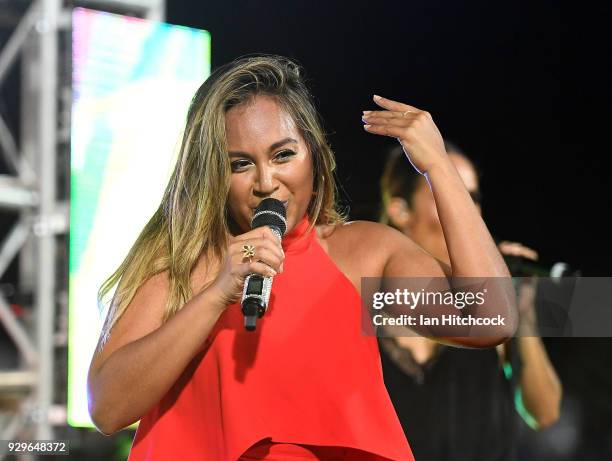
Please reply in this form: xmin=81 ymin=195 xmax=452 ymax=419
xmin=88 ymin=271 xmax=170 ymax=385
xmin=375 ymin=224 xmax=514 ymax=348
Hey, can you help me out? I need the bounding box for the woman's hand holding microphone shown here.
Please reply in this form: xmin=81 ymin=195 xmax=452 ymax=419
xmin=210 ymin=226 xmax=285 ymax=308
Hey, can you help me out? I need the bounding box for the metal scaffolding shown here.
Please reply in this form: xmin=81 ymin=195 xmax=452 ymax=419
xmin=0 ymin=0 xmax=164 ymax=458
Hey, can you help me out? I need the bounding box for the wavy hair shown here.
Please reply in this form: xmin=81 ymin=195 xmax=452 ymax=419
xmin=97 ymin=55 xmax=345 ymax=348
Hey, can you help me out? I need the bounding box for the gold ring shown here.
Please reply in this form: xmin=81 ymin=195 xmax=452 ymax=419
xmin=241 ymin=244 xmax=255 ymax=261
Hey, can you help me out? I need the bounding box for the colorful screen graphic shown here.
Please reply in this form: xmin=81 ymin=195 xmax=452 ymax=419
xmin=68 ymin=7 xmax=210 ymax=427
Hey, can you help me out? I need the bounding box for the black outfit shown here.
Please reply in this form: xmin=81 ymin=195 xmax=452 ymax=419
xmin=379 ymin=338 xmax=520 ymax=461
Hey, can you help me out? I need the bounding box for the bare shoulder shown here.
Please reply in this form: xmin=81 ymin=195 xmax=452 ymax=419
xmin=319 ymin=220 xmax=418 ymax=252
xmin=319 ymin=220 xmax=449 ymax=278
xmin=89 ymin=271 xmax=170 ymax=379
xmin=317 ymin=221 xmax=418 ymax=277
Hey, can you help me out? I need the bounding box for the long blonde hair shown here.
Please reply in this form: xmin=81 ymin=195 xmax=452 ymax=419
xmin=97 ymin=55 xmax=345 ymax=348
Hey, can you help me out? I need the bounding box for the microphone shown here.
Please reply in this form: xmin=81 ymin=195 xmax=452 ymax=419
xmin=241 ymin=198 xmax=287 ymax=331
xmin=503 ymin=255 xmax=581 ymax=281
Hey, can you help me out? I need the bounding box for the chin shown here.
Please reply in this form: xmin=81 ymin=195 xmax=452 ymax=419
xmin=286 ymin=208 xmax=308 ymax=233
xmin=284 ymin=215 xmax=296 ymax=234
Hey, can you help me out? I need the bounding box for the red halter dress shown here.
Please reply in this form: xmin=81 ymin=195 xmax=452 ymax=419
xmin=127 ymin=216 xmax=414 ymax=461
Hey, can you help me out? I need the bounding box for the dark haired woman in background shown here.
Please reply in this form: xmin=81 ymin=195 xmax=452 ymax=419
xmin=379 ymin=143 xmax=561 ymax=461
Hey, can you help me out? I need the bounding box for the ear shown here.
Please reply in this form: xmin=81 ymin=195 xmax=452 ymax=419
xmin=386 ymin=197 xmax=412 ymax=229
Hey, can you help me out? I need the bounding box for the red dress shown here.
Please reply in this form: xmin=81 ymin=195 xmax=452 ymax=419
xmin=128 ymin=216 xmax=414 ymax=461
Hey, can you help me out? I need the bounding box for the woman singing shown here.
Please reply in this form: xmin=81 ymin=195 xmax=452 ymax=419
xmin=87 ymin=55 xmax=517 ymax=460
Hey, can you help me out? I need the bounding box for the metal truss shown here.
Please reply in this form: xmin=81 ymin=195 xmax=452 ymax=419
xmin=0 ymin=0 xmax=164 ymax=458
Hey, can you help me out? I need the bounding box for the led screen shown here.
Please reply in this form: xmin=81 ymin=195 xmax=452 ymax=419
xmin=68 ymin=7 xmax=210 ymax=427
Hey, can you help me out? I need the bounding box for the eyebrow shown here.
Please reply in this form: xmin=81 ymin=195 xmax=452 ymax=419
xmin=228 ymin=137 xmax=298 ymax=158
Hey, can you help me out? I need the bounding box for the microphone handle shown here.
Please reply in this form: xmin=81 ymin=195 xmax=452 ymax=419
xmin=241 ymin=225 xmax=282 ymax=331
xmin=504 ymin=255 xmax=573 ymax=278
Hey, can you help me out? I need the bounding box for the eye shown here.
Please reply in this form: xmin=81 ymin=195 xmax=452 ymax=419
xmin=230 ymin=159 xmax=251 ymax=172
xmin=274 ymin=149 xmax=296 ymax=162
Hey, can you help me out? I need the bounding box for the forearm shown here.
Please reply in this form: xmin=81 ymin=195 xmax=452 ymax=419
xmin=425 ymin=161 xmax=517 ymax=338
xmin=89 ymin=287 xmax=225 ymax=434
xmin=518 ymin=336 xmax=562 ymax=428
xmin=427 ymin=160 xmax=510 ymax=278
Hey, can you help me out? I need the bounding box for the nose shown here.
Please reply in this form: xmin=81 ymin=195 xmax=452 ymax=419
xmin=253 ymin=164 xmax=279 ymax=197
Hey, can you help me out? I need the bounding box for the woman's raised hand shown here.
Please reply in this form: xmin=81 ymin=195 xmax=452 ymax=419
xmin=210 ymin=226 xmax=285 ymax=307
xmin=362 ymin=95 xmax=448 ymax=175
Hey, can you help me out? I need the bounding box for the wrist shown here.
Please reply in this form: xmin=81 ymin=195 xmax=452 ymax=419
xmin=198 ymin=284 xmax=229 ymax=314
xmin=423 ymin=156 xmax=457 ymax=180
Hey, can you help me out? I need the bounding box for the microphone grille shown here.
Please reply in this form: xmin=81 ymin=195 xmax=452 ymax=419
xmin=251 ymin=198 xmax=287 ymax=235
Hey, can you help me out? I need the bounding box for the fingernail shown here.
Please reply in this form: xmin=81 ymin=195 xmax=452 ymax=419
xmin=363 ymin=124 xmax=371 ymax=129
xmin=363 ymin=110 xmax=371 ymax=115
xmin=373 ymin=94 xmax=382 ymax=100
xmin=269 ymin=269 xmax=277 ymax=277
